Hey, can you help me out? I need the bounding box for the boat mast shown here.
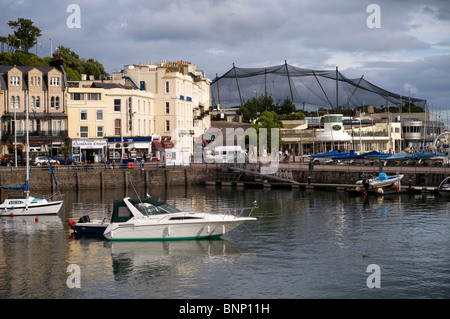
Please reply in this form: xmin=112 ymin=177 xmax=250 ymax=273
xmin=26 ymin=94 xmax=30 ymax=198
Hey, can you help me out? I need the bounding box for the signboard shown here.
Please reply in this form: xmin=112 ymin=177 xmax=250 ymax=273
xmin=72 ymin=139 xmax=107 ymax=149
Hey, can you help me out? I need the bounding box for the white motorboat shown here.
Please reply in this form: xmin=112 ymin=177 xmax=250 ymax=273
xmin=103 ymin=196 xmax=257 ymax=241
xmin=356 ymin=172 xmax=404 ymax=189
xmin=437 ymin=176 xmax=450 ymax=197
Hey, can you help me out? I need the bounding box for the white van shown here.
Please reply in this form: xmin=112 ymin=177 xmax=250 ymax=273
xmin=205 ymin=145 xmax=247 ymax=163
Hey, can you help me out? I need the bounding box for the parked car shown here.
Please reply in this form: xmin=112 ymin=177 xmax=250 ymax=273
xmin=30 ymin=156 xmax=59 ymax=166
xmin=312 ymin=157 xmax=334 ymax=165
xmin=52 ymin=156 xmax=73 ymax=165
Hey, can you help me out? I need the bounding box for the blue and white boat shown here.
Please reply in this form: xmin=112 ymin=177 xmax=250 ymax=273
xmin=356 ymin=172 xmax=404 ymax=189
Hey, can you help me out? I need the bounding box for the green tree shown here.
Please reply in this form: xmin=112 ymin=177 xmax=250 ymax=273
xmin=58 ymin=146 xmax=71 ymax=164
xmin=251 ymin=111 xmax=284 ymax=150
xmin=7 ymin=18 xmax=42 ymax=52
xmin=277 ymin=98 xmax=296 ymax=115
xmin=53 ymin=46 xmax=108 ymax=80
xmin=237 ymin=94 xmax=277 ymax=122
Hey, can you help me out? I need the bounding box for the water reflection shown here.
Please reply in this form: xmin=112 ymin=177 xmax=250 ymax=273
xmin=107 ymin=240 xmax=242 ymax=279
xmin=0 ymin=215 xmax=63 ymax=234
xmin=1 ymin=185 xmax=450 ymax=298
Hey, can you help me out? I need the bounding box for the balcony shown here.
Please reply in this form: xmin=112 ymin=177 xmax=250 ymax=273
xmin=2 ymin=130 xmax=68 ymax=139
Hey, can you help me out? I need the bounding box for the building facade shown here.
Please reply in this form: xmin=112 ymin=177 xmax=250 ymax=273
xmin=66 ymin=86 xmax=108 ymax=163
xmin=0 ymin=59 xmax=67 ymax=161
xmin=113 ymin=61 xmax=211 ymax=155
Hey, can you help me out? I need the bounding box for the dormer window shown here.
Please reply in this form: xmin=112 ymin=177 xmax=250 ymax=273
xmin=50 ymin=77 xmax=59 ymax=86
xmin=10 ymin=76 xmax=20 ymax=86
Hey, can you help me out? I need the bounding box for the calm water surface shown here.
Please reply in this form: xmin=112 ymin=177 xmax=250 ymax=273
xmin=1 ymin=185 xmax=450 ymax=299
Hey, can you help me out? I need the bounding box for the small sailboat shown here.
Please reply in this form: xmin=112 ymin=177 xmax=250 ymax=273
xmin=0 ymin=95 xmax=63 ymax=216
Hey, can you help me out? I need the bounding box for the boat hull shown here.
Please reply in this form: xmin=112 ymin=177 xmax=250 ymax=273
xmin=356 ymin=175 xmax=403 ymax=189
xmin=103 ymin=219 xmax=254 ymax=241
xmin=0 ymin=200 xmax=63 ymax=216
xmin=437 ymin=188 xmax=450 ymax=197
xmin=74 ymin=222 xmax=109 ymax=235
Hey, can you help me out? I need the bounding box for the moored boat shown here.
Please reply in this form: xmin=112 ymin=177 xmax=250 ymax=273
xmin=103 ymin=196 xmax=257 ymax=241
xmin=356 ymin=172 xmax=404 ymax=190
xmin=437 ymin=176 xmax=450 ymax=197
xmin=68 ymin=215 xmax=110 ymax=235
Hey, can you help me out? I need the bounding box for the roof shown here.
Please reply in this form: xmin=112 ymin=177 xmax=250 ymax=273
xmin=0 ymin=65 xmax=66 ymax=91
xmin=90 ymin=82 xmax=125 ymax=89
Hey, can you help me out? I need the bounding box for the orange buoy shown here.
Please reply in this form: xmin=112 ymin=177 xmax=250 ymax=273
xmin=35 ymin=217 xmax=39 ymax=222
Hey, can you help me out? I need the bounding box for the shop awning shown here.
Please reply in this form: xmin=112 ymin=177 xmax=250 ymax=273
xmin=162 ymin=140 xmax=174 ymax=148
xmin=152 ymin=141 xmax=163 ymax=149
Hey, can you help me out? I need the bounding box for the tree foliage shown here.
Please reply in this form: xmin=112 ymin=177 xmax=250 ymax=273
xmin=237 ymin=95 xmax=305 ymax=124
xmin=53 ymin=46 xmax=108 ymax=80
xmin=3 ymin=18 xmax=42 ymax=52
xmin=251 ymin=110 xmax=284 ymax=149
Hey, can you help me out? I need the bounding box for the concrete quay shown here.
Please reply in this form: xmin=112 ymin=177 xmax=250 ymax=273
xmin=0 ymin=162 xmax=448 ymax=193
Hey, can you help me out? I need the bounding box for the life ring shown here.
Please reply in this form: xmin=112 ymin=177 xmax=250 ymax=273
xmin=127 ymin=162 xmax=135 ymax=169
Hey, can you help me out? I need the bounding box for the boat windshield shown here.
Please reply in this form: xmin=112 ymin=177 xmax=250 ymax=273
xmin=135 ymin=202 xmax=181 ymax=215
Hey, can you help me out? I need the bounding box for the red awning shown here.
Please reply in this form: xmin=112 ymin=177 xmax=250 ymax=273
xmin=162 ymin=141 xmax=174 ymax=148
xmin=152 ymin=141 xmax=163 ymax=149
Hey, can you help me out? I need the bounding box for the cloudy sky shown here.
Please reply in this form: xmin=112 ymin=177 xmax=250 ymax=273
xmin=1 ymin=0 xmax=449 ymax=112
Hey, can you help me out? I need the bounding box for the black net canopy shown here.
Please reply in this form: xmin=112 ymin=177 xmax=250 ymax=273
xmin=210 ymin=62 xmax=427 ymax=111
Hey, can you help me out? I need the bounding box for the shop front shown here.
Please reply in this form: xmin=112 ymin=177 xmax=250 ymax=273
xmin=72 ymin=139 xmax=107 ymax=163
xmin=107 ymin=137 xmax=152 ymax=163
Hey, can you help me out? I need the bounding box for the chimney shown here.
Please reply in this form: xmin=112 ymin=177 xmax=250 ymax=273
xmin=50 ymin=55 xmax=64 ymax=68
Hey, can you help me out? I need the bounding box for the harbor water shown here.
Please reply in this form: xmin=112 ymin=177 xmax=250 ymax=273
xmin=1 ymin=185 xmax=450 ymax=299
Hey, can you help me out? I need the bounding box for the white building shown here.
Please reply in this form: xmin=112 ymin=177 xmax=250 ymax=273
xmin=112 ymin=61 xmax=211 ymax=156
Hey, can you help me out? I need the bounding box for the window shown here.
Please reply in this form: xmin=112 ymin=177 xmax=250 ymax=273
xmin=80 ymin=109 xmax=88 ymax=121
xmin=36 ymin=77 xmax=40 ymax=86
xmin=30 ymin=77 xmax=33 ymax=86
xmin=50 ymin=77 xmax=59 ymax=86
xmin=31 ymin=96 xmax=35 ymax=109
xmin=96 ymin=109 xmax=103 ymax=121
xmin=96 ymin=126 xmax=104 ymax=137
xmin=165 ymin=81 xmax=170 ymax=93
xmin=10 ymin=96 xmax=15 ymax=109
xmin=165 ymin=102 xmax=170 ymax=114
xmin=15 ymin=96 xmax=20 ymax=109
xmin=165 ymin=120 xmax=170 ymax=132
xmin=80 ymin=126 xmax=89 ymax=138
xmin=52 ymin=120 xmax=62 ymax=136
xmin=10 ymin=76 xmax=20 ymax=86
xmin=55 ymin=96 xmax=60 ymax=109
xmin=114 ymin=119 xmax=121 ymax=136
xmin=87 ymin=93 xmax=101 ymax=101
xmin=70 ymin=93 xmax=85 ymax=101
xmin=114 ymin=99 xmax=121 ymax=112
xmin=35 ymin=96 xmax=40 ymax=109
xmin=51 ymin=96 xmax=55 ymax=108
